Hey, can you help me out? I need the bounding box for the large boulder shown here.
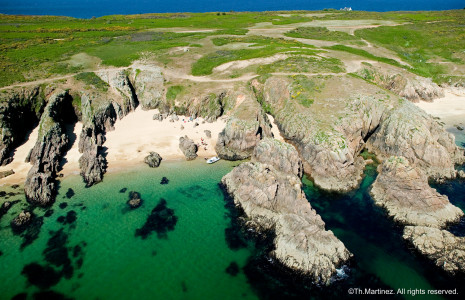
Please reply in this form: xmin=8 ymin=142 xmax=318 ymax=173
xmin=179 ymin=136 xmax=198 ymax=160
xmin=144 ymin=152 xmax=162 ymax=168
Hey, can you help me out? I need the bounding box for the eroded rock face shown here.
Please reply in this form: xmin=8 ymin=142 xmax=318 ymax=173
xmin=221 ymin=139 xmax=351 ymax=284
xmin=371 ymin=156 xmax=463 ymax=228
xmin=24 ymin=90 xmax=70 ymax=206
xmin=179 ymin=136 xmax=197 ymax=160
xmin=144 ymin=152 xmax=162 ymax=167
xmin=252 ymin=137 xmax=303 ymax=178
xmin=0 ymin=86 xmax=47 ymax=165
xmin=367 ymin=102 xmax=464 ymax=179
xmin=403 ymin=226 xmax=465 ymax=274
xmin=78 ymin=93 xmax=117 ymax=187
xmin=132 ymin=67 xmax=165 ymax=110
xmin=215 ymin=92 xmax=272 ymax=160
xmin=258 ymin=75 xmax=464 ymax=192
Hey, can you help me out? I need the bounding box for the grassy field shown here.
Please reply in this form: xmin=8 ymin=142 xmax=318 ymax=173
xmin=0 ymin=10 xmax=464 ymax=87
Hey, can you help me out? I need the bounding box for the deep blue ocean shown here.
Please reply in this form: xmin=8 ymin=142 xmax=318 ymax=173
xmin=0 ymin=0 xmax=463 ymax=18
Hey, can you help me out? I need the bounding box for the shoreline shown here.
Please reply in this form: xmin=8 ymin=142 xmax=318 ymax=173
xmin=414 ymin=89 xmax=465 ymax=128
xmin=0 ymin=108 xmax=227 ymax=185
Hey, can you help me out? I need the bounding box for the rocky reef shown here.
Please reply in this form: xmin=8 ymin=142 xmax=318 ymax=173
xmin=371 ymin=156 xmax=463 ymax=228
xmin=403 ymin=226 xmax=465 ymax=274
xmin=24 ymin=90 xmax=72 ymax=206
xmin=179 ymin=136 xmax=198 ymax=160
xmin=221 ymin=138 xmax=351 ymax=284
xmin=215 ymin=91 xmax=272 ymax=160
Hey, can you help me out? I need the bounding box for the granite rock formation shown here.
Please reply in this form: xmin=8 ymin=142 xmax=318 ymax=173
xmin=144 ymin=152 xmax=162 ymax=167
xmin=222 ymin=138 xmax=351 ymax=284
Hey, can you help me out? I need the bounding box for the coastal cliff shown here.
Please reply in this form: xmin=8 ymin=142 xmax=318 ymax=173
xmin=221 ymin=138 xmax=351 ymax=284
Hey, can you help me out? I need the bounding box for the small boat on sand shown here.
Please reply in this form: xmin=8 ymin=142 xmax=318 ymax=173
xmin=207 ymin=156 xmax=220 ymax=164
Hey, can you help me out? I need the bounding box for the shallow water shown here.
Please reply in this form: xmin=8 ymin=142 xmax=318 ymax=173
xmin=1 ymin=157 xmax=464 ymax=299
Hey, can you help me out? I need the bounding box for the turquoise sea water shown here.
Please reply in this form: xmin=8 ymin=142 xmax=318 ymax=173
xmin=1 ymin=140 xmax=464 ymax=299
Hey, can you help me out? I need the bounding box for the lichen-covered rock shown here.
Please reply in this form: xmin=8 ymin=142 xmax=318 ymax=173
xmin=403 ymin=226 xmax=465 ymax=274
xmin=144 ymin=152 xmax=162 ymax=167
xmin=204 ymin=130 xmax=212 ymax=138
xmin=367 ymin=101 xmax=464 ymax=179
xmin=221 ymin=139 xmax=351 ymax=284
xmin=216 ymin=92 xmax=272 ymax=160
xmin=179 ymin=136 xmax=197 ymax=160
xmin=252 ymin=137 xmax=303 ymax=178
xmin=132 ymin=67 xmax=165 ymax=110
xmin=24 ymin=90 xmax=70 ymax=206
xmin=371 ymin=156 xmax=463 ymax=228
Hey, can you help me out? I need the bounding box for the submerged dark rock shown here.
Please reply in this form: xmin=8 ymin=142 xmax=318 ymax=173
xmin=33 ymin=290 xmax=73 ymax=300
xmin=135 ymin=199 xmax=178 ymax=239
xmin=119 ymin=188 xmax=127 ymax=193
xmin=225 ymin=262 xmax=240 ymax=276
xmin=11 ymin=292 xmax=27 ymax=300
xmin=21 ymin=216 xmax=44 ymax=250
xmin=65 ymin=188 xmax=75 ymax=199
xmin=1 ymin=200 xmax=20 ymax=220
xmin=59 ymin=203 xmax=68 ymax=209
xmin=127 ymin=191 xmax=143 ymax=209
xmin=44 ymin=209 xmax=54 ymax=218
xmin=21 ymin=263 xmax=62 ymax=289
xmin=160 ymin=177 xmax=169 ymax=185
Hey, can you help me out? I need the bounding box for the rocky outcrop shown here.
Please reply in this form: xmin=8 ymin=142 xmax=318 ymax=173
xmin=216 ymin=92 xmax=272 ymax=160
xmin=356 ymin=67 xmax=444 ymax=102
xmin=371 ymin=156 xmax=463 ymax=228
xmin=78 ymin=93 xmax=117 ymax=187
xmin=0 ymin=86 xmax=47 ymax=165
xmin=403 ymin=226 xmax=465 ymax=274
xmin=144 ymin=152 xmax=162 ymax=167
xmin=98 ymin=70 xmax=139 ymax=119
xmin=24 ymin=90 xmax=71 ymax=206
xmin=127 ymin=191 xmax=143 ymax=209
xmin=0 ymin=169 xmax=14 ymax=178
xmin=132 ymin=67 xmax=165 ymax=110
xmin=179 ymin=136 xmax=197 ymax=160
xmin=221 ymin=139 xmax=351 ymax=284
xmin=257 ymin=75 xmax=464 ymax=192
xmin=253 ymin=137 xmax=303 ymax=178
xmin=367 ymin=101 xmax=464 ymax=179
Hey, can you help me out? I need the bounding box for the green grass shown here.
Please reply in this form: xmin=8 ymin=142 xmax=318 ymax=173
xmin=355 ymin=21 xmax=464 ymax=80
xmin=257 ymin=55 xmax=345 ymax=74
xmin=285 ymin=26 xmax=360 ymax=42
xmin=288 ymin=75 xmax=325 ymax=107
xmin=193 ymin=36 xmax=318 ymax=75
xmin=74 ymin=72 xmax=109 ymax=91
xmin=166 ymin=85 xmax=185 ymax=101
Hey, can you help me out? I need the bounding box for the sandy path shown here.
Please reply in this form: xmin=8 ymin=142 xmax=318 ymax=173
xmin=415 ymin=90 xmax=465 ymax=127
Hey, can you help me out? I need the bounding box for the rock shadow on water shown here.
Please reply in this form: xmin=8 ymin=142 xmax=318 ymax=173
xmin=11 ymin=293 xmax=27 ymax=300
xmin=21 ymin=263 xmax=62 ymax=289
xmin=33 ymin=290 xmax=73 ymax=300
xmin=56 ymin=211 xmax=77 ymax=228
xmin=135 ymin=198 xmax=178 ymax=239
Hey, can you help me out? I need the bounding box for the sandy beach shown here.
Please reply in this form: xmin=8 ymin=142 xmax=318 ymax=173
xmin=414 ymin=89 xmax=465 ymax=127
xmin=0 ymin=108 xmax=227 ymax=185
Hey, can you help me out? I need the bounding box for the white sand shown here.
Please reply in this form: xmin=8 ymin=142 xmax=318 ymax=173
xmin=415 ymin=90 xmax=465 ymax=127
xmin=103 ymin=108 xmax=226 ymax=172
xmin=0 ymin=108 xmax=226 ymax=185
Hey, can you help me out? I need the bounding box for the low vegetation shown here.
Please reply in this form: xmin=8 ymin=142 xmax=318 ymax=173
xmin=285 ymin=26 xmax=360 ymax=42
xmin=257 ymin=55 xmax=345 ymax=75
